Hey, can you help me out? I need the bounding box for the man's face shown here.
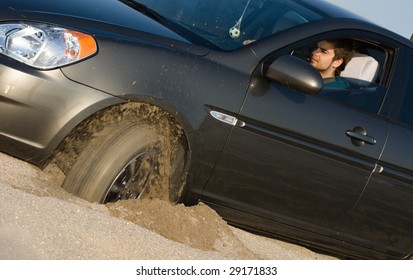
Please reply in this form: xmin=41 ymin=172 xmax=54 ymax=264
xmin=310 ymin=40 xmax=342 ymax=78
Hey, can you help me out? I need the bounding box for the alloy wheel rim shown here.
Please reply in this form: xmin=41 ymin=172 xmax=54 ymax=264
xmin=103 ymin=151 xmax=154 ymax=203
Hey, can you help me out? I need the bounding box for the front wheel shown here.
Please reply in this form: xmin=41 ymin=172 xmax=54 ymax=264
xmin=61 ymin=121 xmax=186 ymax=204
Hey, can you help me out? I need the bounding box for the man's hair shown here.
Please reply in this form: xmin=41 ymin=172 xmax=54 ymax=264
xmin=326 ymin=38 xmax=355 ymax=76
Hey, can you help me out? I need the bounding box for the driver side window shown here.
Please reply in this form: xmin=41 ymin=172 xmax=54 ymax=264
xmin=320 ymin=79 xmax=386 ymax=114
xmin=291 ymin=39 xmax=387 ymax=114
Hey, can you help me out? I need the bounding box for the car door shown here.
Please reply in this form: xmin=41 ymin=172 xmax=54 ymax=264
xmin=339 ymin=48 xmax=413 ymax=259
xmin=202 ymin=38 xmax=388 ymax=239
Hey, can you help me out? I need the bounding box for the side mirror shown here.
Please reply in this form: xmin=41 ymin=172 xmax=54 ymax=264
xmin=264 ymin=55 xmax=323 ymax=95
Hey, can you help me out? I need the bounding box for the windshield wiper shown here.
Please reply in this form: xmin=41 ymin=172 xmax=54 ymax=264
xmin=118 ymin=0 xmax=167 ymax=24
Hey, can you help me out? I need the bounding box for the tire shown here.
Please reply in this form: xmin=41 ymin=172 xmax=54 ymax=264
xmin=61 ymin=120 xmax=186 ymax=204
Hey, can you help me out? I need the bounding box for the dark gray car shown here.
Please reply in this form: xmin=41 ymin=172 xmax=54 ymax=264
xmin=1 ymin=0 xmax=413 ymax=259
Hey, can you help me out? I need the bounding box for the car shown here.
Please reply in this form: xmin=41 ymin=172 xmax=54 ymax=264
xmin=1 ymin=0 xmax=413 ymax=260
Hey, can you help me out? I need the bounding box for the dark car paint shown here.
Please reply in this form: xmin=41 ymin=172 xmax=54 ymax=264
xmin=208 ymin=27 xmax=413 ymax=259
xmin=0 ymin=58 xmax=124 ymax=166
xmin=1 ymin=0 xmax=413 ymax=259
xmin=4 ymin=0 xmax=189 ymax=43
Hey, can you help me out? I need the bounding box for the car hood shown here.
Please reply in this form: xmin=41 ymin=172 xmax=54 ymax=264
xmin=2 ymin=0 xmax=191 ymax=44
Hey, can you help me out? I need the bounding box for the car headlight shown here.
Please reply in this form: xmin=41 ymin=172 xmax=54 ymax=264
xmin=0 ymin=22 xmax=97 ymax=70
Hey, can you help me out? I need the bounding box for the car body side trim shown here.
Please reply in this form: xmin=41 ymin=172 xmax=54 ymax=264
xmin=240 ymin=120 xmax=376 ymax=172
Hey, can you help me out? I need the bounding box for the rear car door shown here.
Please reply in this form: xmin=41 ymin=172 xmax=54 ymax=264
xmin=202 ymin=36 xmax=388 ymax=240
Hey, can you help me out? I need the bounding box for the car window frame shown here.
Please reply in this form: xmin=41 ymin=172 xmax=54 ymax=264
xmin=259 ymin=30 xmax=399 ymax=117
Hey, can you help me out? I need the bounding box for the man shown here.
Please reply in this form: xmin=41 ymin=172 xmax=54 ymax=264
xmin=310 ymin=39 xmax=354 ymax=88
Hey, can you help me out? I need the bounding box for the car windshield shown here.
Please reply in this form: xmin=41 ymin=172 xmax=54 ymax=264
xmin=126 ymin=0 xmax=326 ymax=51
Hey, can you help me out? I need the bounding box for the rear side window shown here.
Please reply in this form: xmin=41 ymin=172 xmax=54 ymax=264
xmin=396 ymin=55 xmax=413 ymax=127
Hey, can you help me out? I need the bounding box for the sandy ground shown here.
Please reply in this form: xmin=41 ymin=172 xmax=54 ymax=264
xmin=0 ymin=152 xmax=336 ymax=260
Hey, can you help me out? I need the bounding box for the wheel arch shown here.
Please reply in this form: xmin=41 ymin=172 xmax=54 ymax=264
xmin=52 ymin=102 xmax=191 ymax=177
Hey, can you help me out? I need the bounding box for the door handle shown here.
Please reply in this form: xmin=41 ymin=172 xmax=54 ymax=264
xmin=345 ymin=126 xmax=377 ymax=146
